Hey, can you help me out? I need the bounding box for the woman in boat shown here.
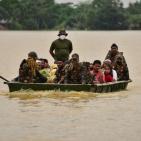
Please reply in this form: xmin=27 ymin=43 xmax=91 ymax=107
xmin=18 ymin=52 xmax=47 ymax=83
xmin=102 ymin=59 xmax=117 ymax=81
xmin=104 ymin=63 xmax=114 ymax=82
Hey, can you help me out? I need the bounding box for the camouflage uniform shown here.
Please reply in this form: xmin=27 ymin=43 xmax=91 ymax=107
xmin=64 ymin=59 xmax=82 ymax=84
xmin=105 ymin=50 xmax=127 ymax=66
xmin=80 ymin=62 xmax=93 ymax=84
xmin=114 ymin=55 xmax=129 ymax=81
xmin=63 ymin=60 xmax=92 ymax=84
xmin=114 ymin=64 xmax=129 ymax=81
xmin=54 ymin=65 xmax=65 ymax=84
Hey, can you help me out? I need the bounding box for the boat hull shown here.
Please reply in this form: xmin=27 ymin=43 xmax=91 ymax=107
xmin=4 ymin=80 xmax=131 ymax=93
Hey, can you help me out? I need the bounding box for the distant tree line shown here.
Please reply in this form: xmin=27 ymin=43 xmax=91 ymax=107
xmin=0 ymin=0 xmax=141 ymax=30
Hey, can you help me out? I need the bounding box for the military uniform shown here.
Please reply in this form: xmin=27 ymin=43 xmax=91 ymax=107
xmin=54 ymin=67 xmax=65 ymax=84
xmin=50 ymin=39 xmax=73 ymax=62
xmin=81 ymin=62 xmax=93 ymax=84
xmin=105 ymin=50 xmax=127 ymax=66
xmin=64 ymin=61 xmax=93 ymax=84
xmin=114 ymin=55 xmax=129 ymax=81
xmin=63 ymin=60 xmax=81 ymax=84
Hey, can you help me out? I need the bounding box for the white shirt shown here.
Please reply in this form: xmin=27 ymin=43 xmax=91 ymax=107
xmin=112 ymin=69 xmax=117 ymax=81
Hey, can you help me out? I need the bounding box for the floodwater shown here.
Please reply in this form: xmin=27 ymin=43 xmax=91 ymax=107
xmin=0 ymin=31 xmax=141 ymax=141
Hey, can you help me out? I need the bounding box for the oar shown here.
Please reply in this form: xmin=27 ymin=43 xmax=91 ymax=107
xmin=0 ymin=75 xmax=9 ymax=82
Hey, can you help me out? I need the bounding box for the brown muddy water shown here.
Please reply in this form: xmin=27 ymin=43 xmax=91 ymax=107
xmin=0 ymin=31 xmax=141 ymax=141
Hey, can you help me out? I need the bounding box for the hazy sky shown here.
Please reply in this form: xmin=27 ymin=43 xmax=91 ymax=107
xmin=55 ymin=0 xmax=138 ymax=7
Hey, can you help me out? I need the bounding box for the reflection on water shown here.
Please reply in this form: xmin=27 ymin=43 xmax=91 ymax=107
xmin=1 ymin=89 xmax=130 ymax=102
xmin=0 ymin=31 xmax=141 ymax=141
xmin=4 ymin=90 xmax=96 ymax=100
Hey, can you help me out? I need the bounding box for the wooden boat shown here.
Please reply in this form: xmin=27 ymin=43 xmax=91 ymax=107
xmin=4 ymin=80 xmax=132 ymax=93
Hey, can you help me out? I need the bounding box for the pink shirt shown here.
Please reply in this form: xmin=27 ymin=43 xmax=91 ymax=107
xmin=93 ymin=70 xmax=105 ymax=84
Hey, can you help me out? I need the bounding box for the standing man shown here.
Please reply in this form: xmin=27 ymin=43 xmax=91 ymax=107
xmin=50 ymin=30 xmax=73 ymax=63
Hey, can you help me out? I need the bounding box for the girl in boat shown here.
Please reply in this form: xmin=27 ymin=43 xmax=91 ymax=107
xmin=102 ymin=59 xmax=117 ymax=81
xmin=91 ymin=60 xmax=105 ymax=84
xmin=104 ymin=63 xmax=114 ymax=82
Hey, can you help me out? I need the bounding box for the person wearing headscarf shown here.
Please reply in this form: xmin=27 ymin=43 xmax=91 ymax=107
xmin=19 ymin=51 xmax=47 ymax=83
xmin=102 ymin=59 xmax=117 ymax=81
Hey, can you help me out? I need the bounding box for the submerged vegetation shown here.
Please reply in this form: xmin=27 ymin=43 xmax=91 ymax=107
xmin=0 ymin=0 xmax=141 ymax=30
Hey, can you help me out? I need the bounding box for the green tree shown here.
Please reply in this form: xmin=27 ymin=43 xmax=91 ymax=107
xmin=87 ymin=0 xmax=128 ymax=30
xmin=18 ymin=0 xmax=56 ymax=29
xmin=2 ymin=0 xmax=141 ymax=30
xmin=127 ymin=1 xmax=141 ymax=29
xmin=65 ymin=3 xmax=90 ymax=30
xmin=0 ymin=6 xmax=9 ymax=20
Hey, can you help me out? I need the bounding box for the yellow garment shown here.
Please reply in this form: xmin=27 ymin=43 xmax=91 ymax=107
xmin=50 ymin=64 xmax=58 ymax=70
xmin=27 ymin=58 xmax=38 ymax=77
xmin=39 ymin=68 xmax=50 ymax=78
xmin=47 ymin=64 xmax=57 ymax=83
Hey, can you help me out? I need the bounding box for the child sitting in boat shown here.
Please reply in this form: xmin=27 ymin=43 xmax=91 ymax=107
xmin=91 ymin=60 xmax=105 ymax=84
xmin=102 ymin=59 xmax=117 ymax=81
xmin=104 ymin=63 xmax=114 ymax=82
xmin=37 ymin=58 xmax=50 ymax=79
